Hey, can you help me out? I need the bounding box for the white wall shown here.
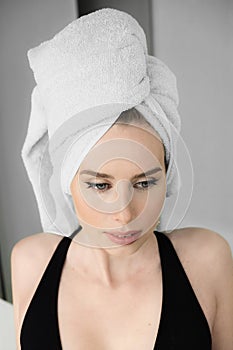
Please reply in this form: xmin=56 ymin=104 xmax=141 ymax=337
xmin=0 ymin=298 xmax=16 ymax=350
xmin=152 ymin=0 xmax=233 ymax=249
xmin=0 ymin=0 xmax=77 ymax=302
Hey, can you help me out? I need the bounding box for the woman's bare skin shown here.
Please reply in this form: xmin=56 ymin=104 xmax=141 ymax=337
xmin=11 ymin=226 xmax=233 ymax=350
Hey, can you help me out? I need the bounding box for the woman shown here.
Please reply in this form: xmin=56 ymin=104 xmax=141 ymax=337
xmin=11 ymin=8 xmax=233 ymax=350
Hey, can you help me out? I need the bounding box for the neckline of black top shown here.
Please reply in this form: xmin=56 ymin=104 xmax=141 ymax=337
xmin=20 ymin=230 xmax=212 ymax=349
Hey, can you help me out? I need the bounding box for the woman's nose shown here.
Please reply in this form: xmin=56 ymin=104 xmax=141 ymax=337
xmin=112 ymin=204 xmax=134 ymax=224
xmin=112 ymin=180 xmax=135 ymax=224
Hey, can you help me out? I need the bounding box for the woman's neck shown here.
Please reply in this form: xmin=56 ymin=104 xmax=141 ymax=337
xmin=66 ymin=230 xmax=159 ymax=288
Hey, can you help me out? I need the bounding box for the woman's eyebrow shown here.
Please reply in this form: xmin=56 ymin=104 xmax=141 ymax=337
xmin=79 ymin=167 xmax=162 ymax=180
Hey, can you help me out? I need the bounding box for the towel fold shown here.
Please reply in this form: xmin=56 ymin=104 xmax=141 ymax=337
xmin=21 ymin=8 xmax=181 ymax=235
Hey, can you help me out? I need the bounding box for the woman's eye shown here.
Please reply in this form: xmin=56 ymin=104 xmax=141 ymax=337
xmin=84 ymin=182 xmax=111 ymax=192
xmin=84 ymin=179 xmax=158 ymax=193
xmin=134 ymin=179 xmax=158 ymax=190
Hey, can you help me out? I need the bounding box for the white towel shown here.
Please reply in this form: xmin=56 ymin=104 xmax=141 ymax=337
xmin=21 ymin=8 xmax=181 ymax=236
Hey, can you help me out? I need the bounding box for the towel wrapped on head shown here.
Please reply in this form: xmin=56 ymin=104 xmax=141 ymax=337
xmin=21 ymin=8 xmax=181 ymax=236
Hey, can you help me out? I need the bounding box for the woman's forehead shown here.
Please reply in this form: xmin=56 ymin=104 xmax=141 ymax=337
xmin=79 ymin=124 xmax=165 ymax=171
xmin=95 ymin=122 xmax=163 ymax=146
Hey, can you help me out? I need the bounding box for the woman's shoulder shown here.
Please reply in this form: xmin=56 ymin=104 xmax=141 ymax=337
xmin=11 ymin=232 xmax=65 ymax=347
xmin=11 ymin=234 xmax=63 ymax=305
xmin=11 ymin=232 xmax=64 ymax=275
xmin=164 ymin=226 xmax=233 ymax=337
xmin=12 ymin=231 xmax=64 ymax=248
xmin=11 ymin=231 xmax=65 ymax=290
xmin=163 ymin=226 xmax=232 ymax=275
xmin=164 ymin=226 xmax=232 ymax=257
xmin=166 ymin=227 xmax=232 ymax=306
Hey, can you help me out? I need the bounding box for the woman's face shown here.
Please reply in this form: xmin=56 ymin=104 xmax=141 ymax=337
xmin=70 ymin=123 xmax=166 ymax=248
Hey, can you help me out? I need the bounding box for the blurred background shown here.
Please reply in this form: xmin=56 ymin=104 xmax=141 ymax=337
xmin=0 ymin=0 xmax=232 ymax=309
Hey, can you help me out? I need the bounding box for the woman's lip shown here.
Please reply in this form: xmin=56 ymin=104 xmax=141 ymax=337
xmin=104 ymin=230 xmax=142 ymax=244
xmin=104 ymin=230 xmax=140 ymax=236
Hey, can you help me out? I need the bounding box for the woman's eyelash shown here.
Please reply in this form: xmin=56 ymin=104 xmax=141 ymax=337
xmin=84 ymin=182 xmax=110 ymax=192
xmin=136 ymin=179 xmax=158 ymax=190
xmin=84 ymin=179 xmax=158 ymax=192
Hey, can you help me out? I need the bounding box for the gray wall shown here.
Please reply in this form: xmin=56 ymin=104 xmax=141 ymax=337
xmin=152 ymin=0 xmax=233 ymax=249
xmin=0 ymin=0 xmax=77 ymax=302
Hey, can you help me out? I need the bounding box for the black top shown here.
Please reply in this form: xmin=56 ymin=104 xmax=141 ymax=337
xmin=20 ymin=231 xmax=212 ymax=349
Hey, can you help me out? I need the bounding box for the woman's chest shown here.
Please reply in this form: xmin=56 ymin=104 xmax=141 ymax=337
xmin=58 ymin=267 xmax=162 ymax=350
